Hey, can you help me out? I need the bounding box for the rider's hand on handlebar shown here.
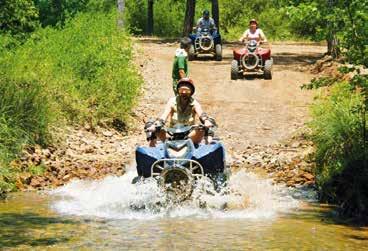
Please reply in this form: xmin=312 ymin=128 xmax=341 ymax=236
xmin=204 ymin=119 xmax=213 ymax=128
xmin=146 ymin=124 xmax=156 ymax=132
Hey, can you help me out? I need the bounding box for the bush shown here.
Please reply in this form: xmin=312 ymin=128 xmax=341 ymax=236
xmin=310 ymin=81 xmax=368 ymax=217
xmin=0 ymin=11 xmax=142 ymax=191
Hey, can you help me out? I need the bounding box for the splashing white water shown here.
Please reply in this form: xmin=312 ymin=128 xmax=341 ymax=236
xmin=50 ymin=166 xmax=302 ymax=220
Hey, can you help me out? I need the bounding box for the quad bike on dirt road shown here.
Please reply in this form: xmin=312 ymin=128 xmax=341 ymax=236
xmin=231 ymin=40 xmax=273 ymax=80
xmin=188 ymin=28 xmax=222 ymax=61
xmin=133 ymin=123 xmax=229 ymax=202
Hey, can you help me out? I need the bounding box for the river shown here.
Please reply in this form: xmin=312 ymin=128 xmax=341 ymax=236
xmin=1 ymin=167 xmax=367 ymax=250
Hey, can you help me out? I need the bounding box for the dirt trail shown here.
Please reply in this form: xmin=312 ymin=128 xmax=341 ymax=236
xmin=136 ymin=40 xmax=325 ymax=150
xmin=16 ymin=39 xmax=326 ymax=190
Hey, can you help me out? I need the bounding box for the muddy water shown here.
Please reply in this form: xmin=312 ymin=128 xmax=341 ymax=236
xmin=1 ymin=169 xmax=368 ymax=250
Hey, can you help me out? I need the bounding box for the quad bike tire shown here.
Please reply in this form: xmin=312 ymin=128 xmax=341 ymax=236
xmin=188 ymin=45 xmax=195 ymax=61
xmin=215 ymin=44 xmax=222 ymax=61
xmin=231 ymin=60 xmax=239 ymax=80
xmin=264 ymin=59 xmax=273 ymax=80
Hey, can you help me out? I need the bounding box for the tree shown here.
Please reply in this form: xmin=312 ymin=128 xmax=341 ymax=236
xmin=183 ymin=0 xmax=195 ymax=36
xmin=117 ymin=0 xmax=125 ymax=28
xmin=211 ymin=0 xmax=219 ymax=32
xmin=147 ymin=0 xmax=154 ymax=35
xmin=0 ymin=0 xmax=39 ymax=36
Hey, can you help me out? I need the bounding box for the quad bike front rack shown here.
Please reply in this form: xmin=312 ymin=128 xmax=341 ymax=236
xmin=195 ymin=35 xmax=214 ymax=52
xmin=151 ymin=159 xmax=205 ymax=202
xmin=151 ymin=159 xmax=204 ymax=178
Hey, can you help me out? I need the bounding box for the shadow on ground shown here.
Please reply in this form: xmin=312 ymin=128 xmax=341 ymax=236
xmin=273 ymin=52 xmax=323 ymax=66
xmin=0 ymin=212 xmax=76 ymax=248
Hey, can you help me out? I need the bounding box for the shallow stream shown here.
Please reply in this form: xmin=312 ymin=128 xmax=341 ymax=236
xmin=1 ymin=168 xmax=368 ymax=250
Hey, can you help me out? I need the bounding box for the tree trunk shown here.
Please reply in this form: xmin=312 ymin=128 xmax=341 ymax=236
xmin=327 ymin=35 xmax=339 ymax=58
xmin=183 ymin=0 xmax=196 ymax=36
xmin=211 ymin=0 xmax=219 ymax=32
xmin=147 ymin=0 xmax=154 ymax=35
xmin=117 ymin=0 xmax=125 ymax=29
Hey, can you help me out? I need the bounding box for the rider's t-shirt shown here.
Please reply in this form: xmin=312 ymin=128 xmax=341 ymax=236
xmin=242 ymin=28 xmax=267 ymax=42
xmin=168 ymin=96 xmax=198 ymax=127
xmin=197 ymin=17 xmax=216 ymax=31
xmin=172 ymin=49 xmax=188 ymax=81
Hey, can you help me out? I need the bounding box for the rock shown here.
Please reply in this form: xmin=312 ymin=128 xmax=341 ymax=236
xmin=302 ymin=172 xmax=314 ymax=181
xmin=62 ymin=174 xmax=71 ymax=182
xmin=287 ymin=180 xmax=296 ymax=187
xmin=30 ymin=177 xmax=42 ymax=188
xmin=102 ymin=130 xmax=113 ymax=137
xmin=42 ymin=149 xmax=51 ymax=158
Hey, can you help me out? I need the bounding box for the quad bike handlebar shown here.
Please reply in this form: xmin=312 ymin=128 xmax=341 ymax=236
xmin=145 ymin=121 xmax=217 ymax=141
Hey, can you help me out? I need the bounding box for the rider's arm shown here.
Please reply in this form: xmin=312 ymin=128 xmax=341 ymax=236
xmin=196 ymin=18 xmax=202 ymax=29
xmin=259 ymin=29 xmax=267 ymax=43
xmin=179 ymin=69 xmax=186 ymax=79
xmin=193 ymin=101 xmax=213 ymax=127
xmin=159 ymin=98 xmax=175 ymax=122
xmin=239 ymin=29 xmax=248 ymax=42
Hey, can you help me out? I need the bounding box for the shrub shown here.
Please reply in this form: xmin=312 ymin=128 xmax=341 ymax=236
xmin=310 ymin=81 xmax=368 ymax=217
xmin=0 ymin=11 xmax=142 ymax=190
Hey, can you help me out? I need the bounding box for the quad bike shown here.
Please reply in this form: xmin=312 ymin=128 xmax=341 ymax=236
xmin=133 ymin=123 xmax=229 ymax=202
xmin=231 ymin=40 xmax=273 ymax=80
xmin=188 ymin=28 xmax=222 ymax=61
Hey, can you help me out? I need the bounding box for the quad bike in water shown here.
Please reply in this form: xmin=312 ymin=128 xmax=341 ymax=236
xmin=188 ymin=28 xmax=222 ymax=61
xmin=133 ymin=123 xmax=229 ymax=202
xmin=231 ymin=40 xmax=273 ymax=80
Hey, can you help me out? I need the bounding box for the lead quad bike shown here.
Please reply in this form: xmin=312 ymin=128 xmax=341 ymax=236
xmin=188 ymin=28 xmax=222 ymax=61
xmin=133 ymin=124 xmax=229 ymax=202
xmin=231 ymin=40 xmax=273 ymax=80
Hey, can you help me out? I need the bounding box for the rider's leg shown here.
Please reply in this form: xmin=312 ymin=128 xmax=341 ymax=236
xmin=189 ymin=128 xmax=205 ymax=144
xmin=148 ymin=129 xmax=166 ymax=147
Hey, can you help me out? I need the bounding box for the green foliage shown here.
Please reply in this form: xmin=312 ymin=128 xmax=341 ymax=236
xmin=34 ymin=0 xmax=115 ymax=27
xmin=125 ymin=0 xmax=186 ymax=37
xmin=0 ymin=11 xmax=142 ymax=191
xmin=0 ymin=0 xmax=39 ymax=38
xmin=310 ymin=79 xmax=368 ymax=217
xmin=0 ymin=12 xmax=141 ymax=125
xmin=301 ymin=77 xmax=337 ymax=90
xmin=28 ymin=164 xmax=46 ymax=176
xmin=220 ymin=0 xmax=295 ymax=40
xmin=288 ymin=0 xmax=368 ymax=66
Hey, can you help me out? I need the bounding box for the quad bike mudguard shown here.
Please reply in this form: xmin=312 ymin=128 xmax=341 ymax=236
xmin=135 ymin=142 xmax=225 ymax=178
xmin=233 ymin=47 xmax=271 ymax=62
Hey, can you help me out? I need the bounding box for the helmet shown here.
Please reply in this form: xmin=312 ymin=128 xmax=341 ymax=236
xmin=177 ymin=78 xmax=195 ymax=95
xmin=249 ymin=19 xmax=258 ymax=25
xmin=203 ymin=10 xmax=210 ymax=17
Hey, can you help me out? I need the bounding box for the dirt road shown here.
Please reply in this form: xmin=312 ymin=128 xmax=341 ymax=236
xmin=136 ymin=40 xmax=325 ymax=150
xmin=17 ymin=40 xmax=326 ymax=190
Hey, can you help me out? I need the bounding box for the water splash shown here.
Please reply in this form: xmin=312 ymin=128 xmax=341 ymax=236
xmin=50 ymin=166 xmax=303 ymax=220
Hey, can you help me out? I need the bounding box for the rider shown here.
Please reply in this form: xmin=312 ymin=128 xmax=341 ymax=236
xmin=172 ymin=37 xmax=192 ymax=95
xmin=196 ymin=10 xmax=217 ymax=35
xmin=146 ymin=78 xmax=215 ymax=147
xmin=239 ymin=19 xmax=267 ymax=43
